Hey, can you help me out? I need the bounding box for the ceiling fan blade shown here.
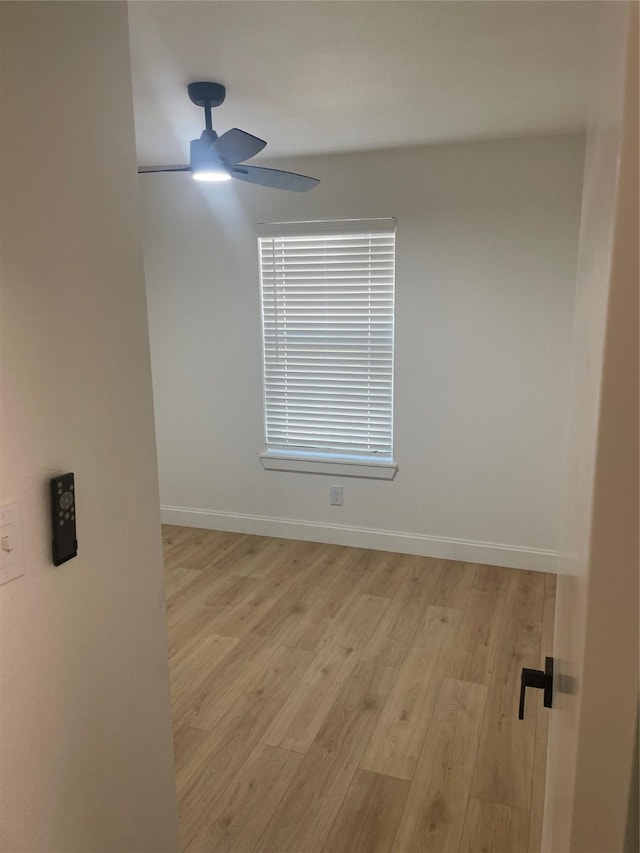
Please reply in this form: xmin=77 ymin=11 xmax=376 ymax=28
xmin=213 ymin=128 xmax=267 ymax=165
xmin=138 ymin=165 xmax=190 ymax=174
xmin=232 ymin=165 xmax=319 ymax=192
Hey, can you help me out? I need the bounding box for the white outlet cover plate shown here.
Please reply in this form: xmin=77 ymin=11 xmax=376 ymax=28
xmin=330 ymin=485 xmax=344 ymax=506
xmin=0 ymin=503 xmax=25 ymax=586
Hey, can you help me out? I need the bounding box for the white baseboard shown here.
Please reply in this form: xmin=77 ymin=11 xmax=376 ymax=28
xmin=160 ymin=505 xmax=558 ymax=573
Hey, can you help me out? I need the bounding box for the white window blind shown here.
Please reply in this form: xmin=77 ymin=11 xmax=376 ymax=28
xmin=258 ymin=219 xmax=395 ymax=462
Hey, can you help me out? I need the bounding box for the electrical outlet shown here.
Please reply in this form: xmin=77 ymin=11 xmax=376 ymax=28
xmin=330 ymin=485 xmax=343 ymax=506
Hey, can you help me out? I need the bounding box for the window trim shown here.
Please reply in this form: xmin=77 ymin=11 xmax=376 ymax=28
xmin=257 ymin=217 xmax=396 ymax=238
xmin=257 ymin=218 xmax=397 ymax=479
xmin=260 ymin=449 xmax=398 ymax=479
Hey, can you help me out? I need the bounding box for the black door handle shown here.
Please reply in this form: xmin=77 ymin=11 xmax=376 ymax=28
xmin=519 ymin=657 xmax=553 ymax=720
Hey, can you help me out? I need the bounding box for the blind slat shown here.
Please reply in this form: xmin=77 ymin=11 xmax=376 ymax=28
xmin=259 ymin=224 xmax=395 ymax=458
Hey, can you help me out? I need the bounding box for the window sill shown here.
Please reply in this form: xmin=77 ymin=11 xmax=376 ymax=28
xmin=260 ymin=452 xmax=398 ymax=480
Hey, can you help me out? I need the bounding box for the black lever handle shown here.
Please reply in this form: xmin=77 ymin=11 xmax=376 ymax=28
xmin=519 ymin=656 xmax=553 ymax=720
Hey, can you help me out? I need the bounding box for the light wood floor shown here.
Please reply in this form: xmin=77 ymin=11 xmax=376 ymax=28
xmin=163 ymin=525 xmax=555 ymax=853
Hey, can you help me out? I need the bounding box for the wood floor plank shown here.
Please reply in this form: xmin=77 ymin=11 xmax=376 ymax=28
xmin=172 ymin=722 xmax=211 ymax=777
xmin=471 ymin=570 xmax=545 ymax=811
xmin=207 ymin=570 xmax=298 ymax=638
xmin=321 ymin=768 xmax=410 ymax=853
xmin=167 ymin=607 xmax=219 ymax=663
xmin=257 ymin=661 xmax=397 ymax=853
xmin=170 ymin=634 xmax=240 ymax=722
xmin=360 ymin=595 xmax=424 ymax=667
xmin=184 ymin=744 xmax=303 ymax=853
xmin=167 ymin=574 xmax=260 ymax=660
xmin=473 ymin=562 xmax=513 ymax=592
xmin=164 ymin=566 xmax=202 ymax=598
xmin=411 ymin=600 xmax=462 ymax=649
xmin=322 ymin=593 xmax=390 ymax=651
xmin=166 ymin=565 xmax=243 ymax=627
xmin=177 ymin=644 xmax=314 ymax=847
xmin=246 ymin=544 xmax=353 ymax=646
xmin=361 ymin=551 xmax=410 ymax=598
xmin=262 ymin=595 xmax=388 ymax=754
xmin=393 ymin=678 xmax=488 ymax=853
xmin=209 ymin=534 xmax=276 ymax=577
xmin=248 ymin=581 xmax=326 ymax=647
xmin=261 ymin=641 xmax=361 ymax=754
xmin=162 ymin=523 xmax=189 ymax=542
xmin=203 ymin=574 xmax=263 ymax=613
xmin=163 ymin=526 xmax=210 ymax=569
xmin=340 ymin=546 xmax=377 ymax=574
xmin=428 ymin=559 xmax=477 ymax=609
xmin=304 ymin=544 xmax=356 ymax=589
xmin=447 ymin=580 xmax=508 ymax=685
xmin=232 ymin=536 xmax=299 ymax=579
xmin=201 ymin=529 xmax=252 ymax=565
xmin=174 ymin=529 xmax=251 ymax=573
xmin=460 ymin=797 xmax=530 ymax=853
xmin=257 ymin=539 xmax=329 ymax=588
xmin=288 ymin=569 xmax=369 ymax=652
xmin=359 ymin=605 xmax=462 ymax=780
xmin=185 ymin=633 xmax=281 ymax=731
xmin=394 ymin=555 xmax=443 ymax=605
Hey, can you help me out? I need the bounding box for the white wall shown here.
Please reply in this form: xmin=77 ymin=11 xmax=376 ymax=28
xmin=0 ymin=4 xmax=179 ymax=851
xmin=141 ymin=134 xmax=584 ymax=571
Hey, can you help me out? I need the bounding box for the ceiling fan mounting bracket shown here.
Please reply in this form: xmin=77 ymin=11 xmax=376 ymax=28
xmin=187 ymin=81 xmax=226 ymax=109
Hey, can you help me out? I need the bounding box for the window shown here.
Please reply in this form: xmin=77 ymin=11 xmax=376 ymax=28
xmin=258 ymin=219 xmax=397 ymax=479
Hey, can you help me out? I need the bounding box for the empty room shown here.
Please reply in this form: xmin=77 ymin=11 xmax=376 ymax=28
xmin=1 ymin=2 xmax=637 ymax=853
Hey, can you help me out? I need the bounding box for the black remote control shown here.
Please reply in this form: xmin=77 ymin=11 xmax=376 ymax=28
xmin=50 ymin=473 xmax=78 ymax=565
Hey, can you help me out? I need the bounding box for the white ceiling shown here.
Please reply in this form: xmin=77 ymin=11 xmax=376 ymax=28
xmin=128 ymin=1 xmax=600 ymax=168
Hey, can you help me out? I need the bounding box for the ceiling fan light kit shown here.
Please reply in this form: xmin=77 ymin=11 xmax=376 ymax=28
xmin=190 ymin=132 xmax=231 ymax=182
xmin=138 ymin=81 xmax=319 ymax=192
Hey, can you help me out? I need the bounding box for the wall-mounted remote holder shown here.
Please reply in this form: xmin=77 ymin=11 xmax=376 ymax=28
xmin=50 ymin=473 xmax=77 ymax=565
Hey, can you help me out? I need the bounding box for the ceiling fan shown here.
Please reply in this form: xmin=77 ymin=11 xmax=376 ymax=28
xmin=138 ymin=82 xmax=320 ymax=192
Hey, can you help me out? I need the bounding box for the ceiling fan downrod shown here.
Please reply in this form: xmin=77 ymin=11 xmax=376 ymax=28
xmin=187 ymin=81 xmax=226 ymax=133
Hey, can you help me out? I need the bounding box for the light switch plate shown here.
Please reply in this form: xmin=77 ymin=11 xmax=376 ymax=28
xmin=0 ymin=503 xmax=25 ymax=586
